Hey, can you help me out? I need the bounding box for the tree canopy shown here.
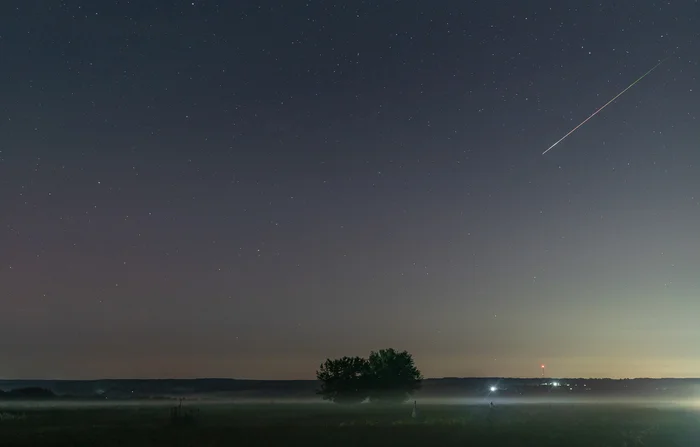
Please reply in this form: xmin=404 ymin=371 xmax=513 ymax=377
xmin=316 ymin=348 xmax=422 ymax=404
xmin=316 ymin=356 xmax=370 ymax=404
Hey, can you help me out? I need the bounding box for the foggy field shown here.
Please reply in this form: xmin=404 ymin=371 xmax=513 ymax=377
xmin=2 ymin=401 xmax=700 ymax=446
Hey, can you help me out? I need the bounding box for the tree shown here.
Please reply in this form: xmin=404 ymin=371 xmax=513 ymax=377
xmin=366 ymin=348 xmax=422 ymax=403
xmin=316 ymin=356 xmax=370 ymax=404
xmin=316 ymin=349 xmax=423 ymax=404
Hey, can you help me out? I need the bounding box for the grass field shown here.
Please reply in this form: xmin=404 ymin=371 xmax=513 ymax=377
xmin=1 ymin=401 xmax=700 ymax=446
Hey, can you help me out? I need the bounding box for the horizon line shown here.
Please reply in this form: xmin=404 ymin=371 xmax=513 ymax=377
xmin=2 ymin=376 xmax=700 ymax=382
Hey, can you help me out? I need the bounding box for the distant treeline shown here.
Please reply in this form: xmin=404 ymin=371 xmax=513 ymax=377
xmin=0 ymin=387 xmax=56 ymax=399
xmin=1 ymin=378 xmax=700 ymax=400
xmin=0 ymin=379 xmax=319 ymax=399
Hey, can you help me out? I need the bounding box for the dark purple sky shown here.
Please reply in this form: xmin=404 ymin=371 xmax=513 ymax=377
xmin=1 ymin=1 xmax=699 ymax=380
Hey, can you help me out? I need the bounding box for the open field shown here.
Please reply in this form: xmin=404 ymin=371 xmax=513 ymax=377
xmin=1 ymin=401 xmax=700 ymax=446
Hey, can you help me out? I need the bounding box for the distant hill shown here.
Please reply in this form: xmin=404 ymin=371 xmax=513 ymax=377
xmin=1 ymin=378 xmax=699 ymax=401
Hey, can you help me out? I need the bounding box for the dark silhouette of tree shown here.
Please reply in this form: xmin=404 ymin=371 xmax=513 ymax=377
xmin=316 ymin=349 xmax=422 ymax=405
xmin=316 ymin=356 xmax=370 ymax=404
xmin=366 ymin=348 xmax=422 ymax=403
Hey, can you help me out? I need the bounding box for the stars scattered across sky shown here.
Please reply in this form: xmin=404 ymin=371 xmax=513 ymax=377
xmin=1 ymin=1 xmax=699 ymax=380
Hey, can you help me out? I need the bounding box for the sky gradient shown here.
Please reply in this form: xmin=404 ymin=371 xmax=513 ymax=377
xmin=1 ymin=1 xmax=699 ymax=380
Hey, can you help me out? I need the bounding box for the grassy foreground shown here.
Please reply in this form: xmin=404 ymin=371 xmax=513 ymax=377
xmin=1 ymin=402 xmax=700 ymax=446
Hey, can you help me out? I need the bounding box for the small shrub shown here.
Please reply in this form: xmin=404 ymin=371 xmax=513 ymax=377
xmin=0 ymin=412 xmax=27 ymax=422
xmin=169 ymin=400 xmax=198 ymax=427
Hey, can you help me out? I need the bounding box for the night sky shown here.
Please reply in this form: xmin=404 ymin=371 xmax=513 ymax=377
xmin=1 ymin=1 xmax=699 ymax=380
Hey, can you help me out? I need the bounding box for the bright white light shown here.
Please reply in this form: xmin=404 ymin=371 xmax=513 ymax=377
xmin=489 ymin=386 xmax=497 ymax=392
xmin=552 ymin=381 xmax=560 ymax=387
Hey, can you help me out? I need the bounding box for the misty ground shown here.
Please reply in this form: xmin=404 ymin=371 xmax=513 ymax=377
xmin=1 ymin=399 xmax=700 ymax=446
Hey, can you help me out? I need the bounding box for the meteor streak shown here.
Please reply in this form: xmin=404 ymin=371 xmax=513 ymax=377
xmin=543 ymin=58 xmax=667 ymax=155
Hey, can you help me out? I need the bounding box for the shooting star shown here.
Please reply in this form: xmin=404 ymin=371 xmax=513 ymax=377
xmin=543 ymin=58 xmax=667 ymax=155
